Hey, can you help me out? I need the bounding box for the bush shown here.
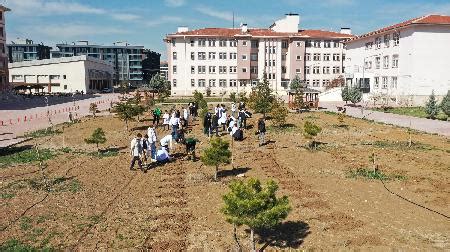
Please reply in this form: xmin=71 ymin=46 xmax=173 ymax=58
xmin=341 ymin=85 xmax=350 ymax=103
xmin=229 ymin=92 xmax=237 ymax=103
xmin=439 ymin=90 xmax=450 ymax=119
xmin=201 ymin=137 xmax=231 ymax=181
xmin=425 ymin=90 xmax=439 ymax=119
xmin=270 ymin=98 xmax=288 ymax=127
xmin=303 ymin=121 xmax=322 ymax=150
xmin=349 ymin=86 xmax=362 ymax=104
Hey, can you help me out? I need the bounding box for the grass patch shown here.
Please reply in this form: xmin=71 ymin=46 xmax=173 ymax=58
xmin=24 ymin=127 xmax=62 ymax=138
xmin=323 ymin=111 xmax=338 ymax=116
xmin=0 ymin=148 xmax=56 ymax=168
xmin=304 ymin=115 xmax=320 ymax=120
xmin=347 ymin=168 xmax=406 ymax=181
xmin=20 ymin=217 xmax=33 ymax=231
xmin=0 ymin=239 xmax=55 ymax=252
xmin=88 ymin=150 xmax=119 ymax=158
xmin=365 ymin=140 xmax=437 ymax=151
xmin=1 ymin=193 xmax=15 ymax=199
xmin=373 ymin=107 xmax=448 ymax=121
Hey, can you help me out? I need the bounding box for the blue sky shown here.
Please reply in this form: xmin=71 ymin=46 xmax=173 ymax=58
xmin=3 ymin=0 xmax=450 ymax=59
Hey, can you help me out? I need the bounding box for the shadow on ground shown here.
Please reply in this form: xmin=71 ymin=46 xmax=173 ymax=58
xmin=257 ymin=221 xmax=311 ymax=249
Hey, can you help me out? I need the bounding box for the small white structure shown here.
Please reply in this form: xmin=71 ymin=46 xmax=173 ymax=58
xmin=344 ymin=15 xmax=450 ymax=106
xmin=9 ymin=55 xmax=113 ymax=94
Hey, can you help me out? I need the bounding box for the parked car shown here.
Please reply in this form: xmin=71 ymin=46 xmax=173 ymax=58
xmin=101 ymin=88 xmax=113 ymax=93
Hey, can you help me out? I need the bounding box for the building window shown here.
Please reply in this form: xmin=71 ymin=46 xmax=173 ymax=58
xmin=374 ymin=77 xmax=379 ymax=89
xmin=230 ymin=40 xmax=237 ymax=47
xmin=305 ymin=53 xmax=311 ymax=61
xmin=313 ymin=40 xmax=321 ymax=48
xmin=312 ymin=79 xmax=320 ymax=87
xmin=173 ymin=79 xmax=177 ymax=87
xmin=384 ymin=34 xmax=390 ymax=47
xmin=63 ymin=75 xmax=67 ymax=79
xmin=219 ymin=52 xmax=227 ymax=60
xmin=282 ymin=40 xmax=288 ymax=49
xmin=391 ymin=77 xmax=398 ymax=88
xmin=383 ymin=56 xmax=389 ymax=68
xmin=281 ymin=53 xmax=286 ymax=61
xmin=230 ymin=53 xmax=237 ymax=59
xmin=323 ymin=66 xmax=330 ymax=74
xmin=64 ymin=85 xmax=67 ymax=90
xmin=392 ymin=55 xmax=399 ymax=68
xmin=173 ymin=66 xmax=177 ymax=74
xmin=190 ymin=40 xmax=195 ymax=47
xmin=365 ymin=42 xmax=373 ymax=50
xmin=251 ymin=40 xmax=259 ymax=48
xmin=375 ymin=37 xmax=381 ymax=49
xmin=208 ymin=52 xmax=215 ymax=60
xmin=198 ymin=79 xmax=206 ymax=87
xmin=242 ymin=68 xmax=247 ymax=73
xmin=198 ymin=52 xmax=206 ymax=60
xmin=251 ymin=66 xmax=258 ymax=74
xmin=332 ymin=66 xmax=340 ymax=74
xmin=190 ymin=52 xmax=195 ymax=60
xmin=219 ymin=40 xmax=227 ymax=47
xmin=242 ymin=54 xmax=247 ymax=60
xmin=173 ymin=52 xmax=177 ymax=60
xmin=229 ymin=79 xmax=237 ymax=87
xmin=219 ymin=66 xmax=227 ymax=74
xmin=242 ymin=41 xmax=248 ymax=46
xmin=191 ymin=79 xmax=195 ymax=87
xmin=382 ymin=76 xmax=388 ymax=89
xmin=209 ymin=66 xmax=216 ymax=74
xmin=333 ymin=40 xmax=340 ymax=48
xmin=324 ymin=40 xmax=331 ymax=48
xmin=281 ymin=66 xmax=287 ymax=74
xmin=305 ymin=66 xmax=310 ymax=74
xmin=191 ymin=66 xmax=195 ymax=74
xmin=364 ymin=61 xmax=372 ymax=69
xmin=208 ymin=39 xmax=216 ymax=47
xmin=198 ymin=39 xmax=206 ymax=47
xmin=209 ymin=79 xmax=216 ymax=87
xmin=305 ymin=80 xmax=310 ymax=86
xmin=323 ymin=53 xmax=330 ymax=61
xmin=333 ymin=54 xmax=340 ymax=61
xmin=375 ymin=57 xmax=381 ymax=69
xmin=219 ymin=79 xmax=227 ymax=87
xmin=198 ymin=66 xmax=206 ymax=74
xmin=393 ymin=32 xmax=400 ymax=46
xmin=313 ymin=66 xmax=320 ymax=74
xmin=296 ymin=69 xmax=301 ymax=74
xmin=295 ymin=55 xmax=301 ymax=61
xmin=250 ymin=53 xmax=258 ymax=61
xmin=296 ymin=42 xmax=301 ymax=47
xmin=305 ymin=40 xmax=312 ymax=47
xmin=313 ymin=53 xmax=320 ymax=61
xmin=229 ymin=66 xmax=237 ymax=73
xmin=172 ymin=40 xmax=176 ymax=47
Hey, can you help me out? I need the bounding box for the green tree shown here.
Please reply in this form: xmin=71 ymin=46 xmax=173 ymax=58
xmin=270 ymin=98 xmax=288 ymax=127
xmin=238 ymin=91 xmax=248 ymax=104
xmin=349 ymin=86 xmax=362 ymax=104
xmin=84 ymin=128 xmax=107 ymax=153
xmin=303 ymin=121 xmax=322 ymax=150
xmin=149 ymin=73 xmax=171 ymax=103
xmin=115 ymin=102 xmax=141 ymax=131
xmin=134 ymin=90 xmax=142 ymax=104
xmin=289 ymin=75 xmax=303 ymax=91
xmin=201 ymin=137 xmax=232 ymax=181
xmin=229 ymin=92 xmax=237 ymax=103
xmin=249 ymin=73 xmax=274 ymax=116
xmin=89 ymin=103 xmax=98 ymax=117
xmin=222 ymin=178 xmax=291 ymax=251
xmin=290 ymin=75 xmax=306 ymax=109
xmin=341 ymin=85 xmax=350 ymax=104
xmin=425 ymin=90 xmax=439 ymax=119
xmin=440 ymin=90 xmax=450 ymax=119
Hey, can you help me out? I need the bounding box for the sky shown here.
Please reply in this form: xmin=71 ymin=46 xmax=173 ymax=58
xmin=2 ymin=0 xmax=450 ymax=60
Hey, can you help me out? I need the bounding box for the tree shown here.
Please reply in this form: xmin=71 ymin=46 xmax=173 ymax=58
xmin=149 ymin=73 xmax=171 ymax=103
xmin=222 ymin=178 xmax=291 ymax=251
xmin=89 ymin=103 xmax=98 ymax=117
xmin=425 ymin=90 xmax=439 ymax=119
xmin=290 ymin=75 xmax=306 ymax=110
xmin=238 ymin=91 xmax=248 ymax=104
xmin=134 ymin=90 xmax=142 ymax=104
xmin=303 ymin=121 xmax=322 ymax=149
xmin=229 ymin=92 xmax=237 ymax=103
xmin=249 ymin=73 xmax=274 ymax=116
xmin=84 ymin=128 xmax=107 ymax=153
xmin=206 ymin=86 xmax=212 ymax=97
xmin=329 ymin=76 xmax=345 ymax=89
xmin=270 ymin=98 xmax=288 ymax=127
xmin=341 ymin=85 xmax=350 ymax=104
xmin=115 ymin=102 xmax=141 ymax=131
xmin=201 ymin=137 xmax=231 ymax=181
xmin=440 ymin=90 xmax=450 ymax=119
xmin=349 ymin=86 xmax=362 ymax=104
xmin=289 ymin=75 xmax=303 ymax=91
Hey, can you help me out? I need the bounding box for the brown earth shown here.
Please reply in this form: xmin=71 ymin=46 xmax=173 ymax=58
xmin=1 ymin=110 xmax=449 ymax=250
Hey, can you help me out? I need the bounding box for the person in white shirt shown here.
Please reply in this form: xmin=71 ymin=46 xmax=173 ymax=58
xmin=218 ymin=109 xmax=227 ymax=131
xmin=231 ymin=124 xmax=238 ymax=137
xmin=147 ymin=127 xmax=157 ymax=161
xmin=169 ymin=114 xmax=181 ymax=140
xmin=155 ymin=147 xmax=170 ymax=163
xmin=183 ymin=107 xmax=189 ymax=127
xmin=130 ymin=133 xmax=143 ymax=170
xmin=160 ymin=134 xmax=173 ymax=151
xmin=231 ymin=103 xmax=237 ymax=118
xmin=162 ymin=111 xmax=170 ymax=131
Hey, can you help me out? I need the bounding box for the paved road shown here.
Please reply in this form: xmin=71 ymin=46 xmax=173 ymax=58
xmin=0 ymin=94 xmax=120 ymax=148
xmin=321 ymin=102 xmax=450 ymax=137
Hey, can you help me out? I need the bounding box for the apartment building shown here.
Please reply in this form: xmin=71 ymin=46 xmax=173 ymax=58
xmin=160 ymin=61 xmax=169 ymax=81
xmin=7 ymin=39 xmax=52 ymax=63
xmin=0 ymin=5 xmax=10 ymax=93
xmin=344 ymin=15 xmax=450 ymax=105
xmin=165 ymin=14 xmax=354 ymax=96
xmin=51 ymin=41 xmax=144 ymax=85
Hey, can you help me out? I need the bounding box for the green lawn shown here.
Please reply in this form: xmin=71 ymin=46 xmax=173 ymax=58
xmin=373 ymin=107 xmax=448 ymax=121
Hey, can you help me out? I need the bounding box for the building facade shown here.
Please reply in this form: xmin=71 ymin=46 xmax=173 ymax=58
xmin=160 ymin=61 xmax=168 ymax=80
xmin=9 ymin=56 xmax=113 ymax=94
xmin=51 ymin=42 xmax=144 ymax=85
xmin=165 ymin=14 xmax=354 ymax=96
xmin=0 ymin=5 xmax=10 ymax=93
xmin=344 ymin=15 xmax=450 ymax=105
xmin=7 ymin=39 xmax=52 ymax=63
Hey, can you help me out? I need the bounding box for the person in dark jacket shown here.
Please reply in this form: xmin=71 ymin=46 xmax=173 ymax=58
xmin=211 ymin=114 xmax=219 ymax=137
xmin=258 ymin=117 xmax=266 ymax=146
xmin=203 ymin=112 xmax=212 ymax=135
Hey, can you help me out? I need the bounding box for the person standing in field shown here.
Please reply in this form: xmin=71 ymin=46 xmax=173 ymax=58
xmin=183 ymin=107 xmax=189 ymax=127
xmin=147 ymin=127 xmax=157 ymax=161
xmin=162 ymin=110 xmax=170 ymax=131
xmin=153 ymin=107 xmax=162 ymax=127
xmin=258 ymin=117 xmax=266 ymax=147
xmin=130 ymin=133 xmax=143 ymax=170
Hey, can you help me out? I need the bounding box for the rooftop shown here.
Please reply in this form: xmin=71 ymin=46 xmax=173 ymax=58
xmin=351 ymin=14 xmax=450 ymax=41
xmin=9 ymin=55 xmax=114 ymax=69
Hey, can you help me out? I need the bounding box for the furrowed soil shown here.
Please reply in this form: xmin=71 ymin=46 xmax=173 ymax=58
xmin=1 ymin=110 xmax=449 ymax=250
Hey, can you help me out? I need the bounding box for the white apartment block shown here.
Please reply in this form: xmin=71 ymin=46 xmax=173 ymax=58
xmin=165 ymin=14 xmax=354 ymax=96
xmin=345 ymin=15 xmax=450 ymax=105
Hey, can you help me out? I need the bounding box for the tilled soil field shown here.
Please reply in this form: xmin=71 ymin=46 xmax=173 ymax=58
xmin=1 ymin=110 xmax=449 ymax=250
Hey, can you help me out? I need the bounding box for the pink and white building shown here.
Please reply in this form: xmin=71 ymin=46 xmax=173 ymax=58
xmin=165 ymin=14 xmax=354 ymax=96
xmin=344 ymin=15 xmax=450 ymax=105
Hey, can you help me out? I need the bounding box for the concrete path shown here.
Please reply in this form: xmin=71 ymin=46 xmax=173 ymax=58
xmin=321 ymin=102 xmax=450 ymax=137
xmin=0 ymin=94 xmax=120 ymax=148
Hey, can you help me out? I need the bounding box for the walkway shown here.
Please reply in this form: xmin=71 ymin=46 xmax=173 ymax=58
xmin=0 ymin=94 xmax=120 ymax=148
xmin=321 ymin=102 xmax=450 ymax=137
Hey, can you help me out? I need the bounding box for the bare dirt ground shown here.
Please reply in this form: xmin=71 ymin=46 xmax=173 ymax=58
xmin=1 ymin=109 xmax=449 ymax=250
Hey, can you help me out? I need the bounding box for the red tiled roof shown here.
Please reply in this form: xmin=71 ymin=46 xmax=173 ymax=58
xmin=352 ymin=14 xmax=450 ymax=41
xmin=167 ymin=28 xmax=355 ymax=39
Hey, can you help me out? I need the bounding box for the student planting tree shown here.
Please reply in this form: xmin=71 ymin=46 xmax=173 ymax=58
xmin=89 ymin=103 xmax=98 ymax=117
xmin=249 ymin=73 xmax=274 ymax=117
xmin=425 ymin=90 xmax=439 ymax=119
xmin=222 ymin=178 xmax=291 ymax=251
xmin=440 ymin=90 xmax=450 ymax=120
xmin=201 ymin=137 xmax=231 ymax=181
xmin=84 ymin=128 xmax=107 ymax=154
xmin=303 ymin=121 xmax=322 ymax=150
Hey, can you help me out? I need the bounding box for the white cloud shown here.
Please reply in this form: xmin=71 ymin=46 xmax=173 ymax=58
xmin=145 ymin=16 xmax=185 ymax=27
xmin=194 ymin=6 xmax=255 ymax=25
xmin=164 ymin=0 xmax=186 ymax=7
xmin=6 ymin=0 xmax=105 ymax=16
xmin=23 ymin=23 xmax=129 ymax=40
xmin=111 ymin=13 xmax=141 ymax=21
